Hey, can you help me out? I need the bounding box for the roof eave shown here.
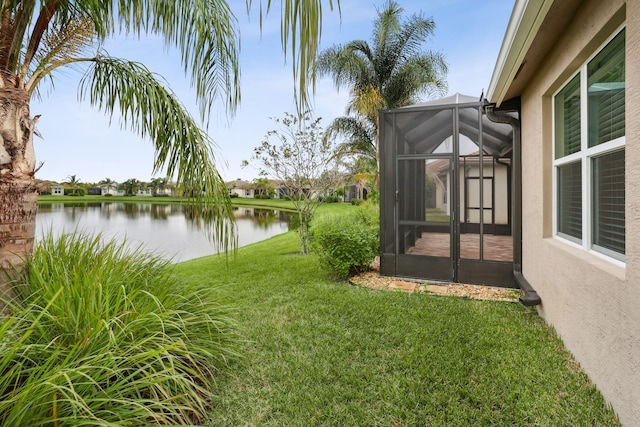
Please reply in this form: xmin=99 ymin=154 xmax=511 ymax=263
xmin=487 ymin=0 xmax=555 ymax=106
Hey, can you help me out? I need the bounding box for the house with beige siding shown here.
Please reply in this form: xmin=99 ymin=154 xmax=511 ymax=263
xmin=226 ymin=179 xmax=257 ymax=198
xmin=486 ymin=0 xmax=637 ymax=424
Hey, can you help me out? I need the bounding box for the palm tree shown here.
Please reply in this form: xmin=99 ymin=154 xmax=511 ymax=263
xmin=63 ymin=174 xmax=81 ymax=195
xmin=150 ymin=177 xmax=168 ymax=196
xmin=317 ymin=0 xmax=448 ymax=165
xmin=120 ymin=178 xmax=141 ymax=196
xmin=98 ymin=177 xmax=117 ymax=195
xmin=0 ymin=1 xmax=337 ymax=289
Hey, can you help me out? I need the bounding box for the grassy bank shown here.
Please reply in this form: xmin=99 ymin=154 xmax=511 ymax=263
xmin=38 ymin=195 xmax=320 ymax=206
xmin=37 ymin=194 xmax=346 ymax=213
xmin=174 ymin=223 xmax=620 ymax=426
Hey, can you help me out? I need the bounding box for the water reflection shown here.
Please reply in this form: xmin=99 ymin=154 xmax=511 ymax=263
xmin=36 ymin=203 xmax=290 ymax=262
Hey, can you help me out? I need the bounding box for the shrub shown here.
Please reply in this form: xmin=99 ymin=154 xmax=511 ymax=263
xmin=351 ymin=199 xmax=364 ymax=206
xmin=153 ymin=193 xmax=170 ymax=197
xmin=0 ymin=232 xmax=240 ymax=426
xmin=102 ymin=193 xmax=113 ymax=197
xmin=230 ymin=193 xmax=239 ymax=198
xmin=254 ymin=193 xmax=272 ymax=199
xmin=366 ymin=187 xmax=380 ymax=204
xmin=64 ymin=188 xmax=85 ymax=196
xmin=321 ymin=195 xmax=340 ymax=203
xmin=352 ymin=202 xmax=380 ymax=230
xmin=312 ymin=204 xmax=379 ymax=279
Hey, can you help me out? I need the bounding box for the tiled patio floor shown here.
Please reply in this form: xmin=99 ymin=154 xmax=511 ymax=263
xmin=406 ymin=232 xmax=513 ymax=262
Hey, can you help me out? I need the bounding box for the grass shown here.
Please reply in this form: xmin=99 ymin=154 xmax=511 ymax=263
xmin=425 ymin=208 xmax=450 ymax=222
xmin=0 ymin=232 xmax=240 ymax=426
xmin=37 ymin=194 xmax=320 ymax=210
xmin=37 ymin=194 xmax=349 ymax=210
xmin=173 ymin=205 xmax=621 ymax=426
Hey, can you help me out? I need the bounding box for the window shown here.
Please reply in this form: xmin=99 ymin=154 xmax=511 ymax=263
xmin=553 ymin=28 xmax=625 ymax=262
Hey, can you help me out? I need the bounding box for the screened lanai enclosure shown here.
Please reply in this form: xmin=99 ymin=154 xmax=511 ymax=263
xmin=379 ymin=94 xmax=518 ymax=287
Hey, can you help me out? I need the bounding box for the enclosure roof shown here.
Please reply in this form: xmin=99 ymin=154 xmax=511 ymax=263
xmin=407 ymin=93 xmax=480 ymax=108
xmin=381 ymin=93 xmax=513 ymax=158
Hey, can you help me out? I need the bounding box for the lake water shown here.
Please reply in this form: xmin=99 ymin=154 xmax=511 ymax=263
xmin=36 ymin=203 xmax=290 ymax=262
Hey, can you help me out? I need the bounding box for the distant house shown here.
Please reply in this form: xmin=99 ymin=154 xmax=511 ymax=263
xmin=87 ymin=187 xmax=102 ymax=196
xmin=226 ymin=179 xmax=255 ymax=198
xmin=100 ymin=185 xmax=120 ymax=196
xmin=154 ymin=187 xmax=173 ymax=197
xmin=342 ymin=183 xmax=368 ymax=203
xmin=425 ymin=152 xmax=510 ymax=235
xmin=136 ymin=188 xmax=152 ymax=196
xmin=51 ymin=185 xmax=64 ymax=195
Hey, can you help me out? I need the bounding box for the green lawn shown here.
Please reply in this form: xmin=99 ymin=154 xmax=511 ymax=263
xmin=37 ymin=194 xmax=326 ymax=212
xmin=425 ymin=208 xmax=450 ymax=222
xmin=173 ymin=206 xmax=620 ymax=426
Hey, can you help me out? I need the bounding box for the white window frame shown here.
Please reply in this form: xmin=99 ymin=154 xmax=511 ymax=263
xmin=552 ymin=26 xmax=626 ymax=266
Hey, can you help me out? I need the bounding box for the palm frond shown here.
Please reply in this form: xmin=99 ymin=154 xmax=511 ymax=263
xmin=64 ymin=0 xmax=241 ymax=121
xmin=78 ymin=56 xmax=236 ymax=251
xmin=251 ymin=0 xmax=339 ymax=110
xmin=0 ymin=0 xmax=37 ymax=73
xmin=26 ymin=16 xmax=96 ymax=92
xmin=318 ymin=0 xmax=447 ymax=112
xmin=373 ymin=0 xmax=402 ymax=49
xmin=326 ymin=115 xmax=376 ymax=160
xmin=351 ymin=85 xmax=385 ymax=121
xmin=384 ymin=52 xmax=448 ymax=106
xmin=317 ymin=41 xmax=374 ymax=92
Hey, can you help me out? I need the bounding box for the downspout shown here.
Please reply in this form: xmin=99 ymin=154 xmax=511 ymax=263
xmin=483 ymin=102 xmax=541 ymax=306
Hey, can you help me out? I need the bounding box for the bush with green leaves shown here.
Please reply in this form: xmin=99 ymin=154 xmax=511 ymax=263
xmin=321 ymin=195 xmax=341 ymax=203
xmin=63 ymin=188 xmax=85 ymax=196
xmin=312 ymin=204 xmax=380 ymax=279
xmin=253 ymin=193 xmax=273 ymax=199
xmin=0 ymin=232 xmax=240 ymax=426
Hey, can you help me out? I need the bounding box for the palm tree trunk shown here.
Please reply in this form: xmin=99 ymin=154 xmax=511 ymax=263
xmin=0 ymin=88 xmax=38 ymax=300
xmin=0 ymin=178 xmax=36 ymax=293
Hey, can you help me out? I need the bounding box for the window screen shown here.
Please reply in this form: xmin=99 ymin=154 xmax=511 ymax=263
xmin=592 ymin=149 xmax=625 ymax=256
xmin=555 ymin=74 xmax=581 ymax=159
xmin=588 ymin=30 xmax=625 ymax=147
xmin=557 ymin=161 xmax=582 ymax=241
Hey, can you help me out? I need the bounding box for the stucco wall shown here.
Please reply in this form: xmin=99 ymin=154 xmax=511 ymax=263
xmin=457 ymin=164 xmax=509 ymax=225
xmin=518 ymin=0 xmax=639 ymax=425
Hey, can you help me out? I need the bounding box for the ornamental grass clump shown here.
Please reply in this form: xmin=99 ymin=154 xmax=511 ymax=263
xmin=312 ymin=203 xmax=379 ymax=279
xmin=0 ymin=232 xmax=239 ymax=426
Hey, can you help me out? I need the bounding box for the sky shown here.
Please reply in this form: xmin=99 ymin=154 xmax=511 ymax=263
xmin=31 ymin=0 xmax=515 ymax=185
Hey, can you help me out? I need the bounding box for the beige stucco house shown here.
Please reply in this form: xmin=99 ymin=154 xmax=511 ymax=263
xmin=487 ymin=0 xmax=637 ymax=424
xmin=226 ymin=179 xmax=257 ymax=198
xmin=426 ymin=153 xmax=510 ymax=230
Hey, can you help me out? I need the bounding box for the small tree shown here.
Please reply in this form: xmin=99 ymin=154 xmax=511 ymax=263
xmin=63 ymin=175 xmax=82 ymax=195
xmin=98 ymin=177 xmax=118 ymax=195
xmin=120 ymin=178 xmax=141 ymax=196
xmin=252 ymin=177 xmax=275 ymax=199
xmin=244 ymin=112 xmax=344 ymax=254
xmin=150 ymin=177 xmax=169 ymax=195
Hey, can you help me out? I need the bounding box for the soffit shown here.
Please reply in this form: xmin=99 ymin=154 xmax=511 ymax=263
xmin=488 ymin=0 xmax=583 ymax=106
